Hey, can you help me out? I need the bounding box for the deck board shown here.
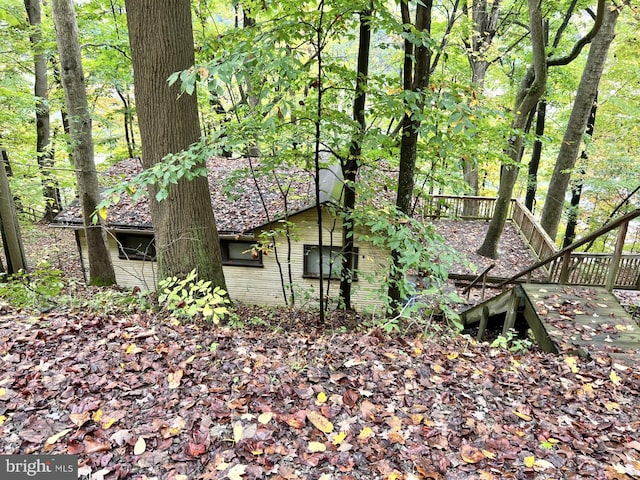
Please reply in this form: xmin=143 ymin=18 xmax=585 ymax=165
xmin=520 ymin=283 xmax=640 ymax=364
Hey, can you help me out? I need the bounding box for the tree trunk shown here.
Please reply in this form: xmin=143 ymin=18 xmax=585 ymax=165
xmin=388 ymin=0 xmax=432 ymax=307
xmin=25 ymin=0 xmax=62 ymax=221
xmin=124 ymin=0 xmax=227 ymax=289
xmin=562 ymin=95 xmax=597 ymax=247
xmin=340 ymin=4 xmax=372 ymax=310
xmin=540 ymin=5 xmax=618 ymax=241
xmin=525 ymin=99 xmax=546 ymax=212
xmin=462 ymin=0 xmax=501 ymax=198
xmin=51 ymin=0 xmax=116 ymax=286
xmin=0 ymin=147 xmax=26 ymax=273
xmin=476 ymin=0 xmax=546 ymax=259
xmin=115 ymin=86 xmax=136 ymax=159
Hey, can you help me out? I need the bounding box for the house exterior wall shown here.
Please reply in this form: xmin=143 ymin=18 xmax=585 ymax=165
xmin=75 ymin=208 xmax=389 ymax=312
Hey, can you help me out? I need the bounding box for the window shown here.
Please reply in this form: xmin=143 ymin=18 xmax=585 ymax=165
xmin=116 ymin=233 xmax=156 ymax=261
xmin=303 ymin=245 xmax=358 ymax=280
xmin=221 ymin=240 xmax=263 ymax=267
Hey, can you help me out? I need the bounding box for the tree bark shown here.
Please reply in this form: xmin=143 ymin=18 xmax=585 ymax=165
xmin=0 ymin=147 xmax=27 ymax=274
xmin=51 ymin=0 xmax=116 ymax=286
xmin=388 ymin=0 xmax=432 ymax=307
xmin=476 ymin=0 xmax=546 ymax=259
xmin=339 ymin=5 xmax=372 ymax=310
xmin=525 ymin=99 xmax=546 ymax=212
xmin=562 ymin=95 xmax=597 ymax=247
xmin=124 ymin=0 xmax=227 ymax=289
xmin=25 ymin=0 xmax=62 ymax=221
xmin=540 ymin=4 xmax=619 ymax=241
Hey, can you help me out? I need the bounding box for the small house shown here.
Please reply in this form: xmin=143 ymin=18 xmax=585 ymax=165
xmin=54 ymin=157 xmax=389 ymax=311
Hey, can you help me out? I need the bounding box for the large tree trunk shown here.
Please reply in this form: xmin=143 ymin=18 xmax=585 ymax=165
xmin=476 ymin=0 xmax=546 ymax=259
xmin=540 ymin=4 xmax=618 ymax=241
xmin=388 ymin=0 xmax=432 ymax=307
xmin=51 ymin=0 xmax=116 ymax=286
xmin=0 ymin=147 xmax=27 ymax=274
xmin=339 ymin=4 xmax=372 ymax=310
xmin=124 ymin=0 xmax=227 ymax=289
xmin=25 ymin=0 xmax=62 ymax=221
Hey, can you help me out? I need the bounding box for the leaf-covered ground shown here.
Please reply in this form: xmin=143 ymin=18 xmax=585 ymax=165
xmin=1 ymin=304 xmax=639 ymax=480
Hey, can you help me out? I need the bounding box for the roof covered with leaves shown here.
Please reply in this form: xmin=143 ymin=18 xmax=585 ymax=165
xmin=55 ymin=157 xmax=344 ymax=236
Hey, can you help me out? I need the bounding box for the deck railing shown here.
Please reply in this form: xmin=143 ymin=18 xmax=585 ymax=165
xmin=421 ymin=195 xmax=640 ymax=290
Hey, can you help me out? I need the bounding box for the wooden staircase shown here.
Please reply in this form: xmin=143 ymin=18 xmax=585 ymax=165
xmin=461 ymin=283 xmax=640 ymax=365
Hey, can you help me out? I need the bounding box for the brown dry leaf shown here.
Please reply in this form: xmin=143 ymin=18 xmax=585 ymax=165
xmin=460 ymin=444 xmax=485 ymax=464
xmin=69 ymin=411 xmax=91 ymax=427
xmin=306 ymin=410 xmax=334 ymax=434
xmin=360 ymin=400 xmax=377 ymax=421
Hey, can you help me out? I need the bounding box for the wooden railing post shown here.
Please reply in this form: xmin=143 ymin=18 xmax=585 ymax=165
xmin=606 ymin=219 xmax=629 ymax=291
xmin=559 ymin=251 xmax=572 ymax=284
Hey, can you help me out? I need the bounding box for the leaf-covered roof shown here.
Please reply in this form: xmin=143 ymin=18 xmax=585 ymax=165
xmin=55 ymin=157 xmax=344 ymax=236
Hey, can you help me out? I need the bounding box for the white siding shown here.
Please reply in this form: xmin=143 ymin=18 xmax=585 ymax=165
xmin=76 ymin=208 xmax=388 ymax=311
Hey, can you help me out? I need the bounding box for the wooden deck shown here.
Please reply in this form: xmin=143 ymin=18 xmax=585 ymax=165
xmin=462 ymin=283 xmax=640 ymax=365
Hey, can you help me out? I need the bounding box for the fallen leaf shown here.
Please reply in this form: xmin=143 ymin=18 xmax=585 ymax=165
xmin=609 ymin=370 xmax=622 ymax=385
xmin=316 ymin=391 xmax=327 ymax=404
xmin=233 ymin=422 xmax=244 ymax=444
xmin=45 ymin=428 xmax=72 ymax=446
xmin=358 ymin=427 xmax=374 ymax=441
xmin=461 ymin=444 xmax=485 ymax=464
xmin=168 ymin=369 xmax=183 ymax=389
xmin=124 ymin=343 xmax=143 ymax=355
xmin=513 ymin=410 xmax=533 ymax=421
xmin=258 ymin=412 xmax=273 ymax=424
xmin=524 ymin=456 xmax=535 ymax=468
xmin=308 ymin=441 xmax=327 ymax=452
xmin=69 ymin=411 xmax=91 ymax=427
xmin=134 ymin=436 xmax=146 ymax=455
xmin=227 ymin=463 xmax=246 ymax=480
xmin=110 ymin=429 xmax=133 ymax=447
xmin=306 ymin=410 xmax=334 ymax=434
xmin=332 ymin=431 xmax=347 ymax=446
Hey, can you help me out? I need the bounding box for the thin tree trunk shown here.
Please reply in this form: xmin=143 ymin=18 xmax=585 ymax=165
xmin=540 ymin=4 xmax=618 ymax=241
xmin=339 ymin=4 xmax=372 ymax=310
xmin=115 ymin=86 xmax=136 ymax=159
xmin=388 ymin=0 xmax=432 ymax=308
xmin=525 ymin=99 xmax=546 ymax=212
xmin=562 ymin=96 xmax=597 ymax=247
xmin=52 ymin=0 xmax=116 ymax=286
xmin=25 ymin=0 xmax=62 ymax=221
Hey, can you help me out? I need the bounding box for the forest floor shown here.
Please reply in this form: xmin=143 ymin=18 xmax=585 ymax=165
xmin=0 ymin=223 xmax=639 ymax=479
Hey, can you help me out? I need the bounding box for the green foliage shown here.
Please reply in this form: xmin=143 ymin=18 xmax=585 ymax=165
xmin=94 ymin=139 xmax=219 ymax=221
xmin=78 ymin=287 xmax=154 ymax=315
xmin=158 ymin=269 xmax=230 ymax=324
xmin=490 ymin=329 xmax=533 ymax=353
xmin=0 ymin=262 xmax=63 ymax=310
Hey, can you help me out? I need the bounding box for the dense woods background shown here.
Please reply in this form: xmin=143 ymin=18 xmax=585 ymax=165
xmin=1 ymin=0 xmax=639 ymax=298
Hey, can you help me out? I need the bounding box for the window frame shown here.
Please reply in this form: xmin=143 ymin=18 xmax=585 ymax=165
xmin=115 ymin=232 xmax=156 ymax=261
xmin=220 ymin=240 xmax=263 ymax=267
xmin=303 ymin=244 xmax=358 ymax=280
